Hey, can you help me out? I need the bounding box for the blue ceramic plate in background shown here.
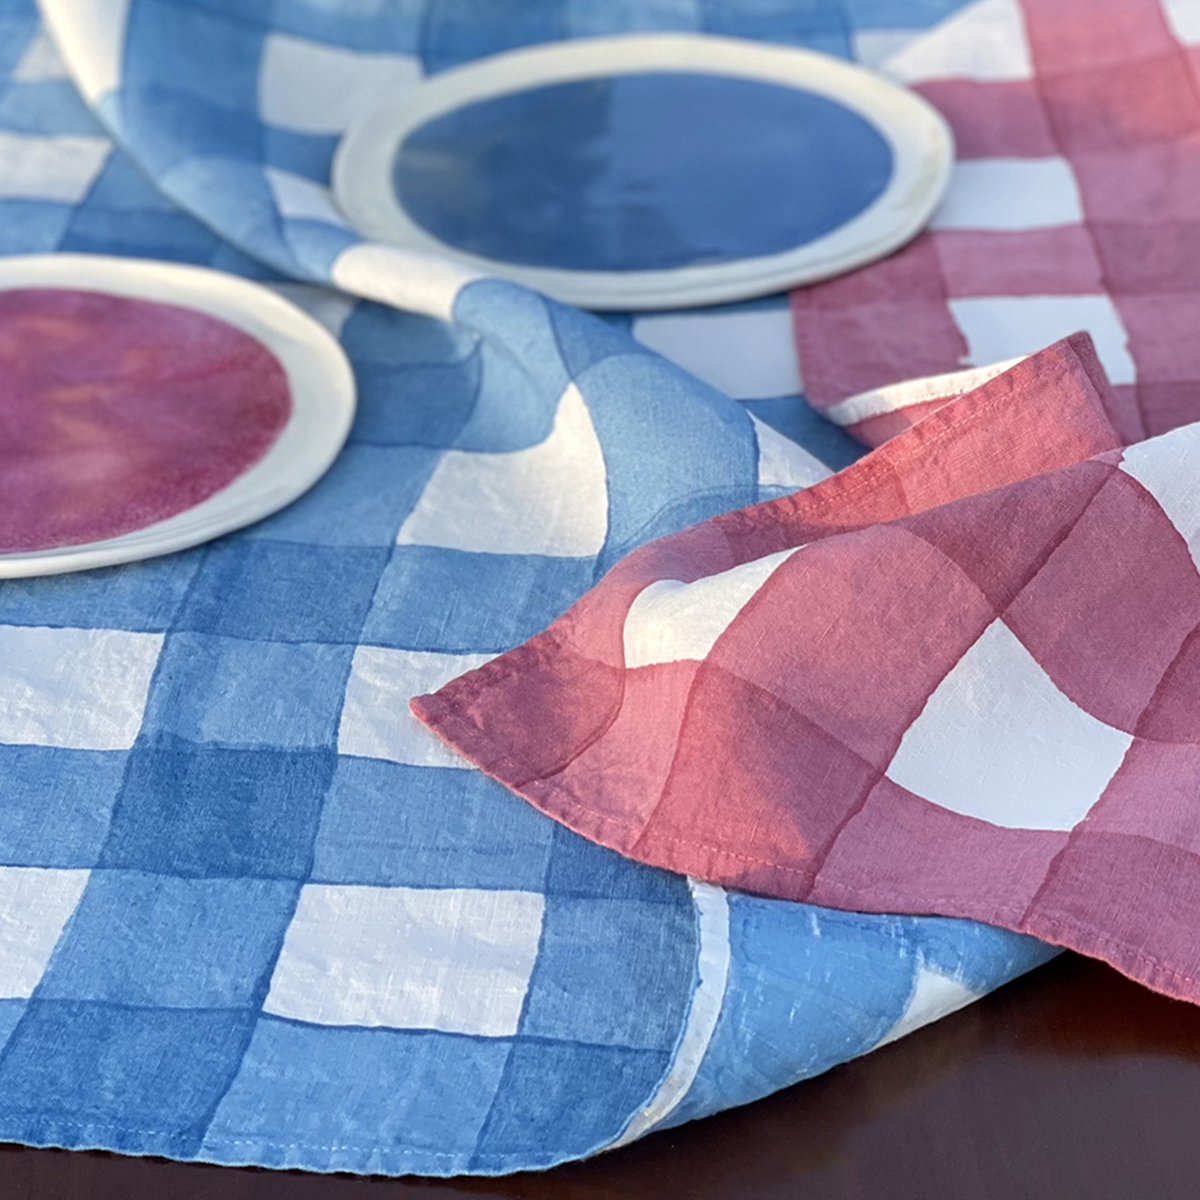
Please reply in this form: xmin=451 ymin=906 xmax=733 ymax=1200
xmin=332 ymin=35 xmax=953 ymax=310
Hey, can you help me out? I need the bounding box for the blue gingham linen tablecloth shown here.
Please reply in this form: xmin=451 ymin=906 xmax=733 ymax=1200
xmin=0 ymin=0 xmax=1054 ymax=1175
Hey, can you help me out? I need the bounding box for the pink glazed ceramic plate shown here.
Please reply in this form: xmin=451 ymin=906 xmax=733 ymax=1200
xmin=0 ymin=256 xmax=355 ymax=577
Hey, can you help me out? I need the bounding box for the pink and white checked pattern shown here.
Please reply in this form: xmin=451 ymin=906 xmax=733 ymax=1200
xmin=793 ymin=0 xmax=1200 ymax=450
xmin=414 ymin=334 xmax=1200 ymax=1005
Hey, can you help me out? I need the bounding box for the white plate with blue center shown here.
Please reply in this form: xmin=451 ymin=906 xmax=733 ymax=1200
xmin=333 ymin=34 xmax=953 ymax=311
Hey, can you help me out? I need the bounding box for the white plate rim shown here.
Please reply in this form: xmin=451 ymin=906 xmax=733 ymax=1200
xmin=0 ymin=254 xmax=356 ymax=578
xmin=332 ymin=33 xmax=955 ymax=311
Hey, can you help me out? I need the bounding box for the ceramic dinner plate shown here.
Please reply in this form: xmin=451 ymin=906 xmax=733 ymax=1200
xmin=0 ymin=255 xmax=355 ymax=578
xmin=333 ymin=34 xmax=954 ymax=310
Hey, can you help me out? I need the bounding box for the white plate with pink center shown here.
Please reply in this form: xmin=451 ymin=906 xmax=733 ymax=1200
xmin=0 ymin=255 xmax=355 ymax=578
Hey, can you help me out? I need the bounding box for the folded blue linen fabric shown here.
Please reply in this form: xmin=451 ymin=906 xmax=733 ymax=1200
xmin=0 ymin=0 xmax=1054 ymax=1175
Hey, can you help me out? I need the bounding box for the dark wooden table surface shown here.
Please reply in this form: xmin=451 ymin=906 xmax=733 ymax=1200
xmin=8 ymin=952 xmax=1200 ymax=1199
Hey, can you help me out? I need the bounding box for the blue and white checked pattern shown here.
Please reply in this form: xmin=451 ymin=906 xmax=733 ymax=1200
xmin=0 ymin=0 xmax=1056 ymax=1177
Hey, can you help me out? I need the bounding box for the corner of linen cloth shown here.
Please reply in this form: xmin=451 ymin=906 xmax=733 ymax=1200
xmin=408 ymin=333 xmax=1127 ymax=866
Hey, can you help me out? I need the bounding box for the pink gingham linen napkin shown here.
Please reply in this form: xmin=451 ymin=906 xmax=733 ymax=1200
xmin=793 ymin=0 xmax=1200 ymax=450
xmin=413 ymin=332 xmax=1200 ymax=1005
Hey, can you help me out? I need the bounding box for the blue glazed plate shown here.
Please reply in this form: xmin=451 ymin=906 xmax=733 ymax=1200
xmin=332 ymin=34 xmax=953 ymax=310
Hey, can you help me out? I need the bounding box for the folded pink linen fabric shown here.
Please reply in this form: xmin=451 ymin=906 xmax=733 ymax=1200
xmin=413 ymin=332 xmax=1200 ymax=1005
xmin=791 ymin=0 xmax=1199 ymax=449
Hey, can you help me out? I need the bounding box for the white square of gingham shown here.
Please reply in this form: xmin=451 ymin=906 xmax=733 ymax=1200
xmin=886 ymin=619 xmax=1134 ymax=830
xmin=338 ymin=646 xmax=495 ymax=770
xmin=0 ymin=867 xmax=90 ymax=999
xmin=264 ymin=884 xmax=546 ymax=1037
xmin=0 ymin=625 xmax=162 ymax=751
